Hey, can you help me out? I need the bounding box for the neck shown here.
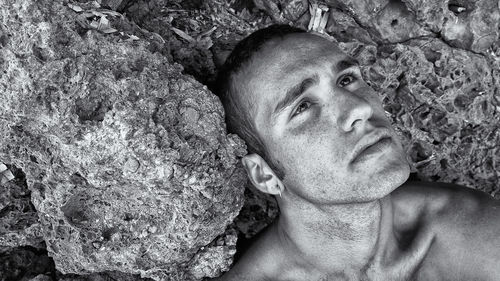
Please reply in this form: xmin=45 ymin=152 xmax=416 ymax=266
xmin=274 ymin=195 xmax=395 ymax=274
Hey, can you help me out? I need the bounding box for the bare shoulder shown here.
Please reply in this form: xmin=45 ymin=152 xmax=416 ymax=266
xmin=392 ymin=180 xmax=500 ymax=245
xmin=211 ymin=223 xmax=281 ymax=281
xmin=389 ymin=181 xmax=453 ymax=229
xmin=392 ymin=180 xmax=499 ymax=218
xmin=393 ymin=181 xmax=500 ymax=279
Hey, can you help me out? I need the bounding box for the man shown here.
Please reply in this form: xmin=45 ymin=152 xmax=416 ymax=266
xmin=213 ymin=25 xmax=500 ymax=280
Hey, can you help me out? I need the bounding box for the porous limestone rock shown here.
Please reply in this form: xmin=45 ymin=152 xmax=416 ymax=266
xmin=0 ymin=0 xmax=246 ymax=280
xmin=319 ymin=0 xmax=499 ymax=53
xmin=321 ymin=0 xmax=432 ymax=43
xmin=402 ymin=0 xmax=500 ymax=53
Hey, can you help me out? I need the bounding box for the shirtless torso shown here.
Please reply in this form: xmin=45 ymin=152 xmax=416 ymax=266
xmin=215 ymin=182 xmax=500 ymax=281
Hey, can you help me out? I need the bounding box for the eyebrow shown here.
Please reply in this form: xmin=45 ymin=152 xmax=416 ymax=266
xmin=272 ymin=74 xmax=319 ymax=118
xmin=336 ymin=58 xmax=359 ymax=72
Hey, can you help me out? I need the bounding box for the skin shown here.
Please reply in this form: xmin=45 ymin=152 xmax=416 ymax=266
xmin=214 ymin=33 xmax=500 ymax=281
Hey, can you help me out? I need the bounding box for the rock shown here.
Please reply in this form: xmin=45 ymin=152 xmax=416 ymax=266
xmin=307 ymin=0 xmax=499 ymax=52
xmin=121 ymin=0 xmax=264 ymax=86
xmin=321 ymin=0 xmax=431 ymax=43
xmin=253 ymin=0 xmax=309 ymax=22
xmin=0 ymin=164 xmax=44 ymax=249
xmin=403 ymin=0 xmax=500 ymax=53
xmin=369 ymin=0 xmax=432 ymax=43
xmin=187 ymin=226 xmax=238 ymax=279
xmin=0 ymin=0 xmax=246 ymax=280
xmin=100 ymin=0 xmax=129 ymax=11
xmin=234 ymin=184 xmax=278 ymax=239
xmin=0 ymin=247 xmax=56 ymax=281
xmin=57 ymin=270 xmax=151 ymax=281
xmin=123 ymin=0 xmax=217 ymax=85
xmin=253 ymin=0 xmax=284 ymax=22
xmin=325 ymin=8 xmax=375 ymax=44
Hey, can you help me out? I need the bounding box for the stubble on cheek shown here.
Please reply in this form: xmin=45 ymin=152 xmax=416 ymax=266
xmin=286 ymin=123 xmax=349 ymax=176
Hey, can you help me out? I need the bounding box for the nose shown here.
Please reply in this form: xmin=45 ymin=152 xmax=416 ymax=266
xmin=337 ymin=91 xmax=373 ymax=132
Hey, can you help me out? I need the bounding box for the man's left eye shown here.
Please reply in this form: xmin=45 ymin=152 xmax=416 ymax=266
xmin=338 ymin=73 xmax=358 ymax=87
xmin=291 ymin=100 xmax=311 ymax=118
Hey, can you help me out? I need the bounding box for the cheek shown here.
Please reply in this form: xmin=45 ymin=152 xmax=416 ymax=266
xmin=273 ymin=120 xmax=348 ymax=174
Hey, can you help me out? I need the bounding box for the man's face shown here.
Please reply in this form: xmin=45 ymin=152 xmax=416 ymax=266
xmin=236 ymin=33 xmax=410 ymax=205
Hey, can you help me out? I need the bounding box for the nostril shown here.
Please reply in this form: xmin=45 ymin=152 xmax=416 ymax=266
xmin=344 ymin=107 xmax=373 ymax=132
xmin=352 ymin=119 xmax=364 ymax=129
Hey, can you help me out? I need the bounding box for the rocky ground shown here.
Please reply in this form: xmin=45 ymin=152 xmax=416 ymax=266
xmin=0 ymin=0 xmax=499 ymax=280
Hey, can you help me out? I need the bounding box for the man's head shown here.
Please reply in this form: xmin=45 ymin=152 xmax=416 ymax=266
xmin=216 ymin=25 xmax=410 ymax=206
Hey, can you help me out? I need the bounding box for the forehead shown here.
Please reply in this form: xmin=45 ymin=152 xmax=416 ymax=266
xmin=246 ymin=33 xmax=346 ymax=78
xmin=234 ymin=32 xmax=350 ymax=118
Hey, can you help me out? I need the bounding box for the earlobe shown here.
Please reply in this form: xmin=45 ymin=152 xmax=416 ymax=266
xmin=241 ymin=154 xmax=283 ymax=196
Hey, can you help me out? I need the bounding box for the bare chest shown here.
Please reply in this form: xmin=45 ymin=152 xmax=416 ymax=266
xmin=267 ymin=230 xmax=436 ymax=281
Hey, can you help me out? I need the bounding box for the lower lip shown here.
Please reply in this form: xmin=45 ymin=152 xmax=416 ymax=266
xmin=352 ymin=137 xmax=392 ymax=164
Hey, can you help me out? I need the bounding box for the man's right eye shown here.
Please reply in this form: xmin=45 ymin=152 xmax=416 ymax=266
xmin=291 ymin=100 xmax=311 ymax=118
xmin=337 ymin=72 xmax=359 ymax=88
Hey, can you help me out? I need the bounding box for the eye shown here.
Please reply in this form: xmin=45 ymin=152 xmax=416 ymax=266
xmin=337 ymin=72 xmax=358 ymax=87
xmin=292 ymin=100 xmax=311 ymax=117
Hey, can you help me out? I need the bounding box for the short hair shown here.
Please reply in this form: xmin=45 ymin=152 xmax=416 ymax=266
xmin=214 ymin=24 xmax=306 ymax=179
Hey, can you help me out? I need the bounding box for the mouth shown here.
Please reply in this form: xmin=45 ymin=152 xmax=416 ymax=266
xmin=351 ymin=129 xmax=393 ymax=164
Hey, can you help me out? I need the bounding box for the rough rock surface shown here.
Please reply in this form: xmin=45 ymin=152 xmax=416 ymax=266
xmin=320 ymin=0 xmax=499 ymax=53
xmin=119 ymin=0 xmax=267 ymax=85
xmin=0 ymin=165 xmax=44 ymax=250
xmin=402 ymin=0 xmax=500 ymax=53
xmin=0 ymin=0 xmax=246 ymax=280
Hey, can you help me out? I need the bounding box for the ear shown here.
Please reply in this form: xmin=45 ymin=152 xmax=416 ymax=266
xmin=242 ymin=153 xmax=283 ymax=196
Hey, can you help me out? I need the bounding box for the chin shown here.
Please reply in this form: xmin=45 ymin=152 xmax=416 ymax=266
xmin=381 ymin=162 xmax=410 ymax=192
xmin=371 ymin=157 xmax=411 ymax=198
xmin=352 ymin=153 xmax=411 ymax=202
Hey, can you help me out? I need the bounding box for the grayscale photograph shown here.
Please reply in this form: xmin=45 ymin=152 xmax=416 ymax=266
xmin=0 ymin=0 xmax=499 ymax=280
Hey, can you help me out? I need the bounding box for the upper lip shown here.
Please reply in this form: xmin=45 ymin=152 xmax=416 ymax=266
xmin=351 ymin=128 xmax=392 ymax=162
